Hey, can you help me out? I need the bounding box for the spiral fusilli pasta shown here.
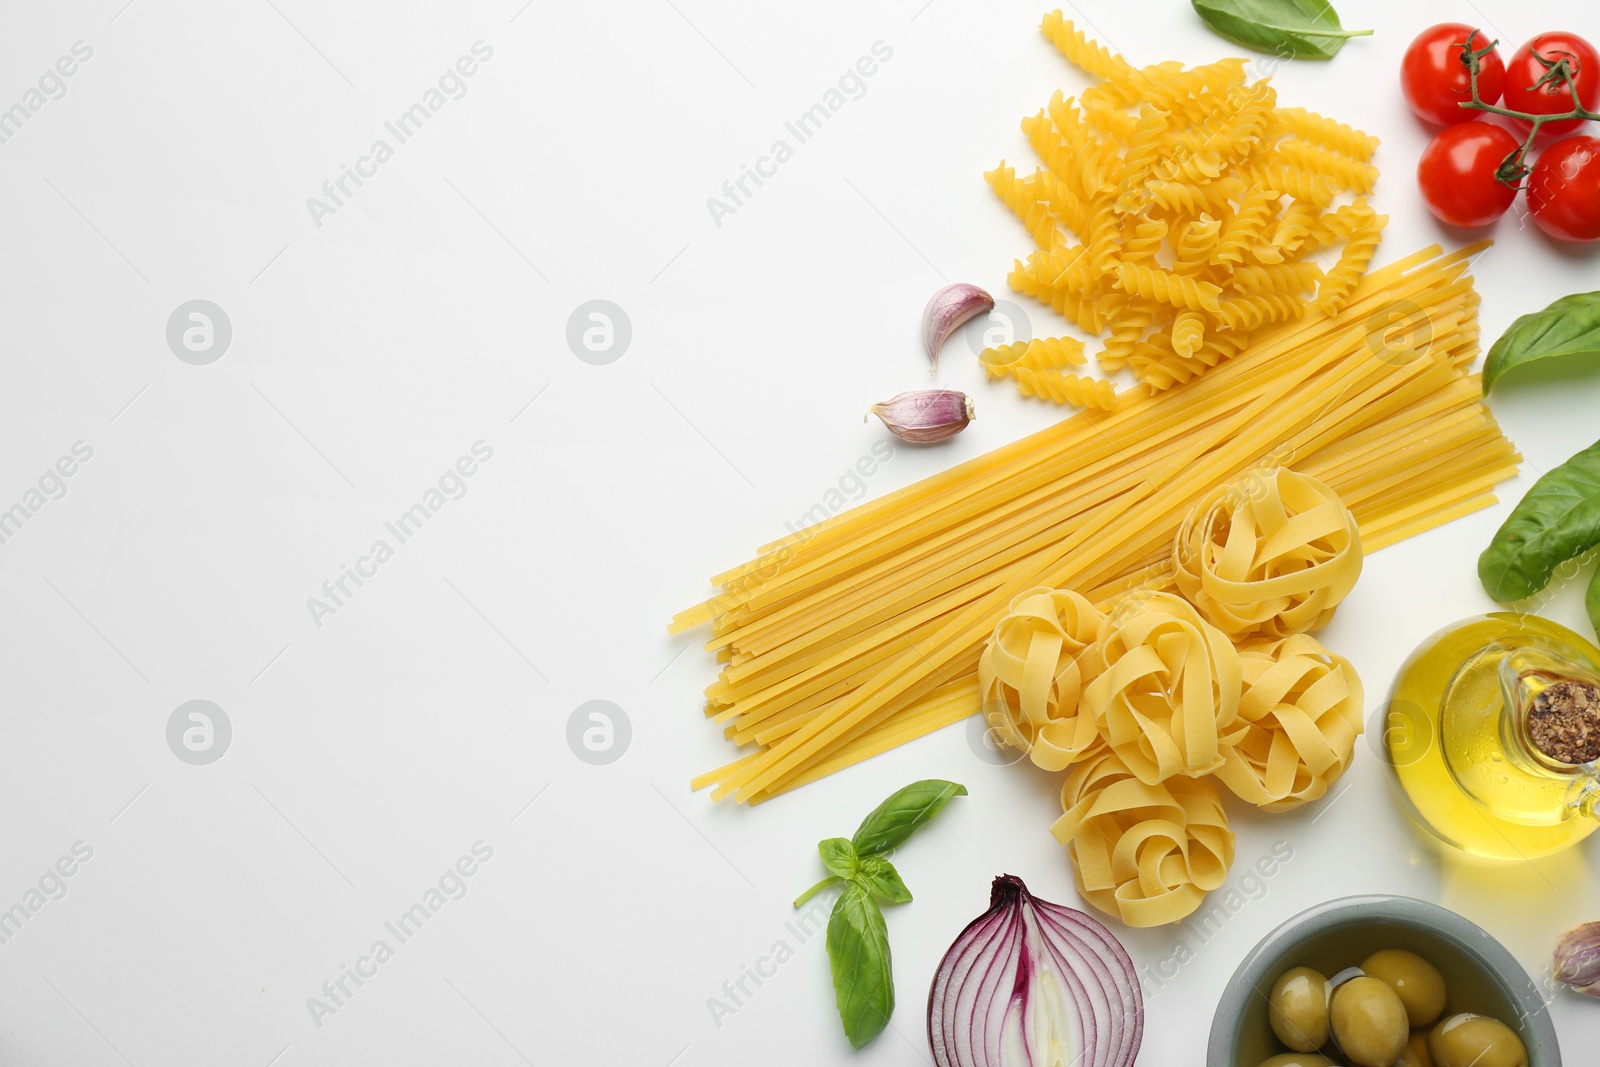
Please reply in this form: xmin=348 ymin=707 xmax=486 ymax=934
xmin=1229 ymin=261 xmax=1323 ymax=297
xmin=1050 ymin=749 xmax=1236 ymax=926
xmin=1316 ymin=199 xmax=1385 ymax=313
xmin=992 ymin=14 xmax=1387 ymax=409
xmin=1014 ymin=369 xmax=1117 ymax=408
xmin=1171 ymin=310 xmax=1205 ymax=358
xmin=1117 ymin=263 xmax=1222 ymax=313
xmin=1215 ymin=292 xmax=1306 ymax=331
xmin=1271 ymin=106 xmax=1380 ymax=161
xmin=1097 ymin=296 xmax=1159 ymax=371
xmin=1172 ymin=214 xmax=1222 ymax=274
xmin=1040 ymin=9 xmax=1133 ymax=82
xmin=979 ymin=336 xmax=1086 ymax=379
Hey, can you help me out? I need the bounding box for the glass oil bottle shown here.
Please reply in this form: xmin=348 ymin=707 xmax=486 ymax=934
xmin=1385 ymin=613 xmax=1600 ymax=860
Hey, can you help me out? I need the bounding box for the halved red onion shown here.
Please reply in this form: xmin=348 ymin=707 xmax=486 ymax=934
xmin=928 ymin=874 xmax=1142 ymax=1067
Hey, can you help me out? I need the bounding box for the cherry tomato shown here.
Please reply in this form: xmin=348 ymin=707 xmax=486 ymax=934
xmin=1528 ymin=135 xmax=1600 ymax=241
xmin=1401 ymin=23 xmax=1505 ymax=125
xmin=1502 ymin=32 xmax=1600 ymax=137
xmin=1416 ymin=121 xmax=1522 ymax=227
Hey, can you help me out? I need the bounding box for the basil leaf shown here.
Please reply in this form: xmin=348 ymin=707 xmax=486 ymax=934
xmin=1588 ymin=565 xmax=1600 ymax=640
xmin=850 ymin=779 xmax=967 ymax=856
xmin=1191 ymin=0 xmax=1372 ymax=59
xmin=1483 ymin=291 xmax=1600 ymax=395
xmin=855 ymin=855 xmax=913 ymax=904
xmin=818 ymin=837 xmax=858 ymax=880
xmin=1479 ymin=439 xmax=1600 ymax=602
xmin=826 ymin=884 xmax=894 ymax=1049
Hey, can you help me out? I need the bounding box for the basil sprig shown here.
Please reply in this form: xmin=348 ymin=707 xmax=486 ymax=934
xmin=1191 ymin=0 xmax=1371 ymax=59
xmin=793 ymin=779 xmax=967 ymax=1050
xmin=1483 ymin=291 xmax=1600 ymax=395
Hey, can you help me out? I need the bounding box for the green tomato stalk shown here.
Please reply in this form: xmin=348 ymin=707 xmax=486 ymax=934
xmin=1456 ymin=31 xmax=1600 ymax=185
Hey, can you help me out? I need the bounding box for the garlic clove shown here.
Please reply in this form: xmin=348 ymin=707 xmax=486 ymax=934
xmin=868 ymin=390 xmax=975 ymax=444
xmin=1554 ymin=921 xmax=1600 ymax=996
xmin=922 ymin=283 xmax=994 ymax=373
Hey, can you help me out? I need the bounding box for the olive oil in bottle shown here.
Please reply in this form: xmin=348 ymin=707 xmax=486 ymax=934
xmin=1385 ymin=613 xmax=1600 ymax=860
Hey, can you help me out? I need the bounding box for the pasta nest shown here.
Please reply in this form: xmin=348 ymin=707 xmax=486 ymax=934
xmin=1215 ymin=633 xmax=1365 ymax=811
xmin=1050 ymin=749 xmax=1235 ymax=927
xmin=1082 ymin=591 xmax=1243 ymax=784
xmin=1173 ymin=467 xmax=1362 ymax=638
xmin=978 ymin=587 xmax=1106 ymax=771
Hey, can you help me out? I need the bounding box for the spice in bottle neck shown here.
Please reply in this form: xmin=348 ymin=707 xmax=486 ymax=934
xmin=1526 ymin=679 xmax=1600 ymax=765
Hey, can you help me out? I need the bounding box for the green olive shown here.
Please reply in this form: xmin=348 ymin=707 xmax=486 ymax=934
xmin=1362 ymin=948 xmax=1448 ymax=1028
xmin=1257 ymin=1055 xmax=1337 ymax=1067
xmin=1269 ymin=966 xmax=1330 ymax=1052
xmin=1428 ymin=1013 xmax=1527 ymax=1067
xmin=1330 ymin=976 xmax=1410 ymax=1067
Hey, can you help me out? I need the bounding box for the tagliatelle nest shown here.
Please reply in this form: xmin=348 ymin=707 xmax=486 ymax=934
xmin=1050 ymin=749 xmax=1235 ymax=927
xmin=978 ymin=587 xmax=1107 ymax=771
xmin=1172 ymin=467 xmax=1362 ymax=639
xmin=1082 ymin=591 xmax=1243 ymax=784
xmin=1213 ymin=633 xmax=1365 ymax=811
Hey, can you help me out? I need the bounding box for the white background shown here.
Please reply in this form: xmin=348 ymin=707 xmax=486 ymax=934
xmin=2 ymin=0 xmax=1599 ymax=1064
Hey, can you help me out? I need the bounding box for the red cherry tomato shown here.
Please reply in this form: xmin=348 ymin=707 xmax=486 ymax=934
xmin=1502 ymin=32 xmax=1600 ymax=137
xmin=1528 ymin=135 xmax=1600 ymax=241
xmin=1401 ymin=23 xmax=1505 ymax=125
xmin=1416 ymin=121 xmax=1522 ymax=227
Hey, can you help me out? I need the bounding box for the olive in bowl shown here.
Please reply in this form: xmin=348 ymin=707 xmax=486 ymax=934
xmin=1206 ymin=896 xmax=1558 ymax=1067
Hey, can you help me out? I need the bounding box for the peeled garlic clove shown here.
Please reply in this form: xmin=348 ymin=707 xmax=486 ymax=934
xmin=868 ymin=390 xmax=974 ymax=444
xmin=1554 ymin=921 xmax=1600 ymax=996
xmin=922 ymin=283 xmax=993 ymax=373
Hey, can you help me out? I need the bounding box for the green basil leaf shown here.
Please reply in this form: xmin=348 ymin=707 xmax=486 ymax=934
xmin=1479 ymin=439 xmax=1600 ymax=601
xmin=1191 ymin=0 xmax=1372 ymax=59
xmin=855 ymin=855 xmax=913 ymax=904
xmin=850 ymin=779 xmax=967 ymax=856
xmin=818 ymin=837 xmax=858 ymax=880
xmin=1483 ymin=291 xmax=1600 ymax=395
xmin=1588 ymin=565 xmax=1600 ymax=640
xmin=826 ymin=884 xmax=894 ymax=1049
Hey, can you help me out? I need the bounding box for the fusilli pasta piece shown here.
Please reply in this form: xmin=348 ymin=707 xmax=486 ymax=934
xmin=1013 ymin=369 xmax=1117 ymax=408
xmin=1171 ymin=310 xmax=1206 ymax=358
xmin=1316 ymin=201 xmax=1384 ymax=313
xmin=1271 ymin=105 xmax=1380 ymax=161
xmin=1118 ymin=262 xmax=1222 ymax=313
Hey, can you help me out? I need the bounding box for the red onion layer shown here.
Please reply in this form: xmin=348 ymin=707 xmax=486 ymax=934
xmin=928 ymin=874 xmax=1143 ymax=1067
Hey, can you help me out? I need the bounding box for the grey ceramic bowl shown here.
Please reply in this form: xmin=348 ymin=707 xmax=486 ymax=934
xmin=1207 ymin=895 xmax=1560 ymax=1067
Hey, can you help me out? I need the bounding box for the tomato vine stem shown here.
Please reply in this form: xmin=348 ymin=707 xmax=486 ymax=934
xmin=1455 ymin=31 xmax=1599 ymax=187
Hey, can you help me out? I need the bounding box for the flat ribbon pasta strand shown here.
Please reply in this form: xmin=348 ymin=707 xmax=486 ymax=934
xmin=978 ymin=587 xmax=1106 ymax=770
xmin=1173 ymin=467 xmax=1362 ymax=639
xmin=1215 ymin=633 xmax=1365 ymax=811
xmin=1050 ymin=749 xmax=1235 ymax=927
xmin=1083 ymin=591 xmax=1242 ymax=784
